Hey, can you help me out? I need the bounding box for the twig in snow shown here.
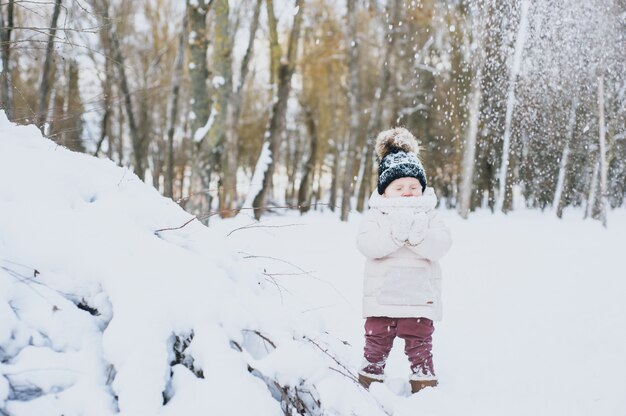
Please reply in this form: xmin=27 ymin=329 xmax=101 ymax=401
xmin=262 ymin=271 xmax=311 ymax=278
xmin=153 ymin=202 xmax=338 ymax=234
xmin=154 ymin=216 xmax=197 ymax=234
xmin=303 ymin=335 xmax=358 ymax=383
xmin=227 ymin=222 xmax=306 ymax=237
xmin=328 ymin=366 xmax=360 ymax=384
xmin=242 ymin=329 xmax=277 ymax=349
xmin=2 ymin=259 xmax=40 ymax=277
xmin=2 ymin=265 xmax=59 ymax=307
xmin=238 ymin=252 xmax=310 ymax=274
xmin=261 ymin=271 xmax=289 ymax=304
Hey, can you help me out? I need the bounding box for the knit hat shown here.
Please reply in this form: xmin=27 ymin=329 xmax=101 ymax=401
xmin=375 ymin=127 xmax=427 ymax=195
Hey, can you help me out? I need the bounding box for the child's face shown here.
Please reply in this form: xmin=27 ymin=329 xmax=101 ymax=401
xmin=383 ymin=177 xmax=423 ymax=198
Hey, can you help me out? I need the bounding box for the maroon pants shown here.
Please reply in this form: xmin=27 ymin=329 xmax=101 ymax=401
xmin=362 ymin=316 xmax=435 ymax=375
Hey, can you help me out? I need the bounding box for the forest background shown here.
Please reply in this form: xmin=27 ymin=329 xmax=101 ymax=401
xmin=1 ymin=0 xmax=624 ymax=225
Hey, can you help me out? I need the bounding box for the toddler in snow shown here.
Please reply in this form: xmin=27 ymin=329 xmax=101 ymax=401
xmin=356 ymin=127 xmax=452 ymax=394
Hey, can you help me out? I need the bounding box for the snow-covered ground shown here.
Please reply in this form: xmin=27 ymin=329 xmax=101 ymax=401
xmin=1 ymin=111 xmax=625 ymax=416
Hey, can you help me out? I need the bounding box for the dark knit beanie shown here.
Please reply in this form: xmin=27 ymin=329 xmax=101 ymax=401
xmin=375 ymin=127 xmax=427 ymax=195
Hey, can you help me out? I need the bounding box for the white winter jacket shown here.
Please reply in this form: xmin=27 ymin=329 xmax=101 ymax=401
xmin=356 ymin=188 xmax=452 ymax=320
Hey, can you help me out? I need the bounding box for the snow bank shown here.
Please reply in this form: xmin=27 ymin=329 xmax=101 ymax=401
xmin=0 ymin=112 xmax=381 ymax=416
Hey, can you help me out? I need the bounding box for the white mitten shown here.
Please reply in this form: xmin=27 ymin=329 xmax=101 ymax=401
xmin=388 ymin=208 xmax=414 ymax=243
xmin=408 ymin=212 xmax=429 ymax=245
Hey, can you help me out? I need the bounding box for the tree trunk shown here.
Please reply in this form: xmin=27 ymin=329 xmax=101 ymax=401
xmin=340 ymin=0 xmax=361 ymax=222
xmin=298 ymin=104 xmax=318 ymax=213
xmin=553 ymin=97 xmax=578 ymax=217
xmin=249 ymin=0 xmax=304 ymax=220
xmin=0 ymin=0 xmax=15 ymax=120
xmin=594 ymin=74 xmax=608 ymax=226
xmin=328 ymin=139 xmax=341 ymax=212
xmin=97 ymin=0 xmax=148 ymax=181
xmin=494 ymin=0 xmax=530 ymax=213
xmin=458 ymin=67 xmax=483 ymax=219
xmin=584 ymin=159 xmax=599 ymax=219
xmin=64 ymin=60 xmax=85 ymax=152
xmin=165 ymin=15 xmax=187 ymax=198
xmin=187 ymin=0 xmax=214 ymax=217
xmin=216 ymin=0 xmax=261 ymax=215
xmin=94 ymin=58 xmax=112 ymax=158
xmin=35 ymin=0 xmax=63 ymax=132
xmin=94 ymin=20 xmax=114 ymax=159
xmin=356 ymin=0 xmax=401 ymax=213
xmin=266 ymin=0 xmax=280 ymax=86
xmin=212 ymin=0 xmax=234 ymax=216
xmin=285 ymin=131 xmax=303 ymax=206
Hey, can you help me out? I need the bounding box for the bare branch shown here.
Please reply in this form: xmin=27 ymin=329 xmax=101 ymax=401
xmin=303 ymin=335 xmax=359 ymax=383
xmin=226 ymin=223 xmax=305 ymax=237
xmin=241 ymin=329 xmax=277 ymax=348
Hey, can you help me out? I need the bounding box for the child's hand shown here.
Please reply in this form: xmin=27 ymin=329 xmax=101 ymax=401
xmin=408 ymin=212 xmax=429 ymax=245
xmin=389 ymin=208 xmax=414 ymax=243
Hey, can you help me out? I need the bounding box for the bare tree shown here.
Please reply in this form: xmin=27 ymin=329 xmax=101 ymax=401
xmin=595 ymin=74 xmax=608 ymax=227
xmin=211 ymin=0 xmax=234 ymax=216
xmin=187 ymin=0 xmax=214 ymax=215
xmin=164 ymin=14 xmax=187 ymax=198
xmin=458 ymin=4 xmax=486 ymax=219
xmin=356 ymin=0 xmax=401 ymax=212
xmin=93 ymin=0 xmax=149 ymax=180
xmin=298 ymin=103 xmax=318 ymax=213
xmin=63 ymin=60 xmax=85 ymax=152
xmin=248 ymin=0 xmax=304 ymax=220
xmin=0 ymin=0 xmax=15 ymax=119
xmin=35 ymin=0 xmax=63 ymax=131
xmin=340 ymin=0 xmax=361 ymax=222
xmin=219 ymin=0 xmax=262 ymax=216
xmin=494 ymin=0 xmax=530 ymax=213
xmin=552 ymin=97 xmax=578 ymax=217
xmin=212 ymin=0 xmax=256 ymax=218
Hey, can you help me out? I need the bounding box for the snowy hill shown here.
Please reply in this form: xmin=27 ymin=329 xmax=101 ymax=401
xmin=1 ymin=111 xmax=626 ymax=416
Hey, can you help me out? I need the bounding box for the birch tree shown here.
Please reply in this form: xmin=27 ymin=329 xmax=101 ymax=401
xmin=494 ymin=0 xmax=530 ymax=213
xmin=595 ymin=74 xmax=608 ymax=226
xmin=458 ymin=4 xmax=486 ymax=219
xmin=552 ymin=97 xmax=578 ymax=217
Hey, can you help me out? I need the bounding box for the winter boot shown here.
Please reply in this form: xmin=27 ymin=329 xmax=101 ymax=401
xmin=409 ymin=367 xmax=438 ymax=393
xmin=358 ymin=370 xmax=384 ymax=390
xmin=409 ymin=378 xmax=438 ymax=393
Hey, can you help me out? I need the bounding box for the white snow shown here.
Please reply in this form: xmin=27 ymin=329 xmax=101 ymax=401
xmin=242 ymin=141 xmax=272 ymax=208
xmin=212 ymin=76 xmax=226 ymax=88
xmin=1 ymin=109 xmax=626 ymax=415
xmin=192 ymin=111 xmax=215 ymax=143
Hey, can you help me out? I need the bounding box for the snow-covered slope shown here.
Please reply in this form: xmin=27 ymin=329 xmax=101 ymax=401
xmin=0 ymin=112 xmax=382 ymax=416
xmin=2 ymin=111 xmax=625 ymax=416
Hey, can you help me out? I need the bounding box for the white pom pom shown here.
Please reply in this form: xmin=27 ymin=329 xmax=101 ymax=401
xmin=375 ymin=127 xmax=420 ymax=159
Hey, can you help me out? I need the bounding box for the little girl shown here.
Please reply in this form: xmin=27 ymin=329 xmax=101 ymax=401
xmin=356 ymin=127 xmax=452 ymax=394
